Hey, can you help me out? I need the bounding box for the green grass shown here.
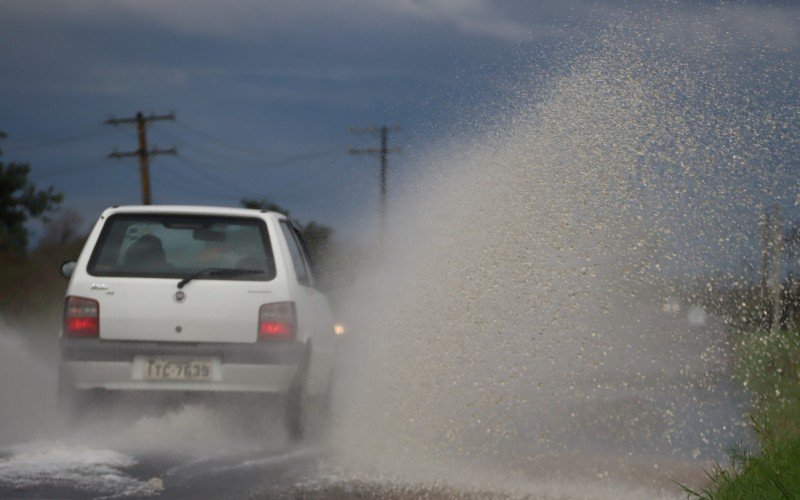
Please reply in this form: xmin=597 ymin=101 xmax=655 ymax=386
xmin=684 ymin=329 xmax=800 ymax=499
xmin=733 ymin=329 xmax=800 ymax=441
xmin=682 ymin=420 xmax=800 ymax=499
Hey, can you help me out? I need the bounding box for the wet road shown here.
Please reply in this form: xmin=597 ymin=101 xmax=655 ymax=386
xmin=0 ymin=439 xmax=728 ymax=499
xmin=0 ymin=424 xmax=741 ymax=500
xmin=0 ymin=307 xmax=752 ymax=499
xmin=0 ymin=442 xmax=320 ymax=499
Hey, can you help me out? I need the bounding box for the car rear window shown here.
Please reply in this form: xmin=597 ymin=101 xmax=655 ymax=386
xmin=87 ymin=213 xmax=276 ymax=281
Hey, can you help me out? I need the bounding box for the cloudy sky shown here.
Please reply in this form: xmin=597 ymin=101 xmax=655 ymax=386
xmin=1 ymin=1 xmax=798 ymax=242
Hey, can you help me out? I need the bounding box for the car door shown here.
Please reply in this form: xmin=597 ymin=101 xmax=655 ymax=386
xmin=278 ymin=219 xmax=335 ymax=394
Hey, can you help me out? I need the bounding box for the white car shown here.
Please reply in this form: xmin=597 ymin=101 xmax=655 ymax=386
xmin=58 ymin=205 xmax=336 ymax=439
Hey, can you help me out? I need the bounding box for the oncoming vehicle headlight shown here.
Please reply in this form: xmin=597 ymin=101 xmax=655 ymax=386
xmin=334 ymin=323 xmax=346 ymax=336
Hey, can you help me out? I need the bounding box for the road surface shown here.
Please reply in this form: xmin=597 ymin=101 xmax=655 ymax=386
xmin=0 ymin=306 xmax=751 ymax=499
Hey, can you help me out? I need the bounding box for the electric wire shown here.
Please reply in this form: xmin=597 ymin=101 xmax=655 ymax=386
xmin=169 ymin=155 xmax=266 ymax=197
xmin=29 ymin=156 xmax=110 ymax=179
xmin=276 ymin=168 xmax=353 ymax=201
xmin=173 ymin=119 xmax=285 ymax=158
xmin=154 ymin=162 xmax=245 ymax=200
xmin=1 ymin=125 xmax=115 ymax=152
xmin=168 ymin=152 xmax=352 ymax=203
xmin=2 ymin=123 xmax=102 ymax=143
xmin=273 ymin=164 xmax=343 ymax=196
xmin=3 ymin=121 xmax=357 ymax=210
xmin=170 ymin=150 xmax=325 ymax=195
xmin=157 ymin=126 xmax=342 ymax=169
xmin=154 ymin=128 xmax=265 ymax=165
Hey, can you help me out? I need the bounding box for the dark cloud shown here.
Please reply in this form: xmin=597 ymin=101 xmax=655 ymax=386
xmin=0 ymin=0 xmax=797 ymax=238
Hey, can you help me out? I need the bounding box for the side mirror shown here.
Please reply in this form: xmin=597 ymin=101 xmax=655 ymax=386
xmin=60 ymin=261 xmax=77 ymax=279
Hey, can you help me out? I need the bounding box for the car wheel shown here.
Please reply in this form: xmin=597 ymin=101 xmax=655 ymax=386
xmin=57 ymin=364 xmax=96 ymax=424
xmin=284 ymin=367 xmax=307 ymax=441
xmin=306 ymin=373 xmax=334 ymax=438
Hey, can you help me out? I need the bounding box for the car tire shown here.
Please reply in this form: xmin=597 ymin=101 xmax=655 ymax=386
xmin=306 ymin=373 xmax=334 ymax=438
xmin=284 ymin=367 xmax=307 ymax=441
xmin=57 ymin=363 xmax=75 ymax=410
xmin=57 ymin=364 xmax=96 ymax=424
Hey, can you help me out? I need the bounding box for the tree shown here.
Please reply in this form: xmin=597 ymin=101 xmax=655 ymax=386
xmin=240 ymin=197 xmax=334 ymax=266
xmin=300 ymin=221 xmax=333 ymax=263
xmin=0 ymin=145 xmax=62 ymax=253
xmin=241 ymin=197 xmax=290 ymax=215
xmin=0 ymin=209 xmax=87 ymax=329
xmin=38 ymin=208 xmax=84 ymax=247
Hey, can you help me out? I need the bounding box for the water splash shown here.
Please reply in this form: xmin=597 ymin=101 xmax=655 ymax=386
xmin=0 ymin=326 xmax=59 ymax=447
xmin=331 ymin=9 xmax=798 ymax=496
xmin=0 ymin=443 xmax=161 ymax=497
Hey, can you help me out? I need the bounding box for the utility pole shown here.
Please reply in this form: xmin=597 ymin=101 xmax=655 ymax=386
xmin=105 ymin=112 xmax=176 ymax=205
xmin=760 ymin=208 xmax=772 ymax=324
xmin=349 ymin=125 xmax=400 ymax=235
xmin=771 ymin=205 xmax=783 ymax=333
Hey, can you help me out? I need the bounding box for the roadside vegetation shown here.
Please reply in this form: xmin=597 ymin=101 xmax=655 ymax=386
xmin=682 ymin=276 xmax=800 ymax=498
xmin=0 ymin=212 xmax=85 ymax=333
xmin=0 ymin=145 xmax=67 ymax=342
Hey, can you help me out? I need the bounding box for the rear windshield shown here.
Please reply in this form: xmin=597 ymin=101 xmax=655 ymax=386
xmin=88 ymin=214 xmax=276 ymax=281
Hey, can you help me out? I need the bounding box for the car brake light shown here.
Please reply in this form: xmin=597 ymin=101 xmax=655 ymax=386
xmin=64 ymin=296 xmax=99 ymax=338
xmin=258 ymin=302 xmax=296 ymax=340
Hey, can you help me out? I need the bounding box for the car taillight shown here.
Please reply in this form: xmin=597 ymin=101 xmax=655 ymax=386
xmin=258 ymin=302 xmax=296 ymax=340
xmin=64 ymin=296 xmax=99 ymax=338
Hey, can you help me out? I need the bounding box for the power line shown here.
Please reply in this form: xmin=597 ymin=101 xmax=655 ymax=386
xmin=170 ymin=155 xmax=262 ymax=197
xmin=175 ymin=147 xmax=341 ymax=172
xmin=277 ymin=169 xmax=350 ymax=201
xmin=33 ymin=158 xmax=109 ymax=179
xmin=169 ymin=154 xmax=349 ymax=204
xmin=240 ymin=148 xmax=339 ymax=168
xmin=156 ymin=127 xmax=265 ymax=165
xmin=158 ymin=126 xmax=342 ymax=169
xmin=0 ymin=124 xmax=113 ymax=153
xmin=155 ymin=162 xmax=246 ymax=199
xmin=106 ymin=112 xmax=177 ymax=205
xmin=259 ymin=163 xmax=345 ymax=200
xmin=349 ymin=125 xmax=400 ymax=235
xmin=174 ymin=119 xmax=284 ymax=158
xmin=3 ymin=128 xmax=114 ymax=153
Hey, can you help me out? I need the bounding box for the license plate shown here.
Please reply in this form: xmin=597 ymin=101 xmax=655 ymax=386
xmin=143 ymin=358 xmax=212 ymax=381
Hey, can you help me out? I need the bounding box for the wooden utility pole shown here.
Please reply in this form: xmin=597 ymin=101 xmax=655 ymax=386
xmin=771 ymin=205 xmax=783 ymax=333
xmin=106 ymin=112 xmax=176 ymax=205
xmin=349 ymin=125 xmax=400 ymax=234
xmin=760 ymin=208 xmax=773 ymax=328
xmin=786 ymin=227 xmax=799 ymax=330
xmin=760 ymin=209 xmax=771 ymax=306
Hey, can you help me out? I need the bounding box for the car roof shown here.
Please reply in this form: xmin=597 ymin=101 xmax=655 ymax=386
xmin=101 ymin=205 xmax=286 ymax=219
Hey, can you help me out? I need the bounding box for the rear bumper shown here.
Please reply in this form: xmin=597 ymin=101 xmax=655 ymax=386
xmin=60 ymin=338 xmax=305 ymax=393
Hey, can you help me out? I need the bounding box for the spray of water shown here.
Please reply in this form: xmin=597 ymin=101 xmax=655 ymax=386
xmin=0 ymin=323 xmax=282 ymax=496
xmin=330 ymin=10 xmax=799 ymax=496
xmin=0 ymin=326 xmax=58 ymax=446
